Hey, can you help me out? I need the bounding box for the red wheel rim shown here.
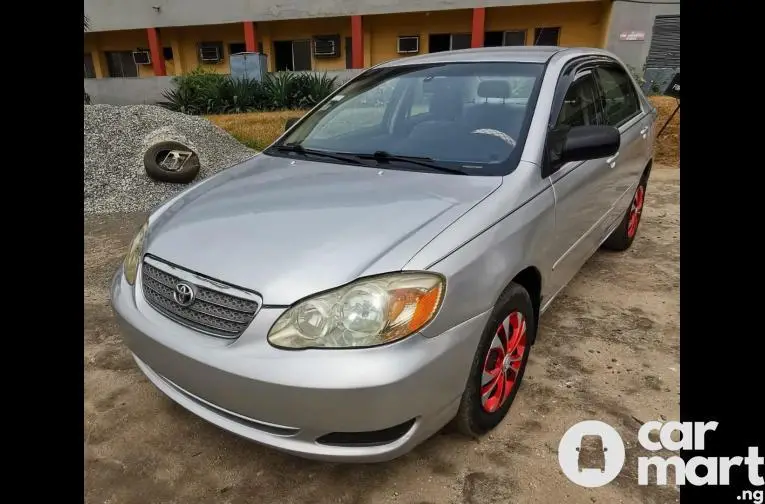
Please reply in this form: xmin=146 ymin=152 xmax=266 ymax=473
xmin=480 ymin=311 xmax=528 ymax=413
xmin=627 ymin=185 xmax=645 ymax=238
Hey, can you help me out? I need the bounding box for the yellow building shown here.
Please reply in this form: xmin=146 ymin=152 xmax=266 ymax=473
xmin=84 ymin=0 xmax=613 ymax=79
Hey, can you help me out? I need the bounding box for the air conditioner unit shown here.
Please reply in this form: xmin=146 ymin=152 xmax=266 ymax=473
xmin=313 ymin=35 xmax=340 ymax=57
xmin=132 ymin=51 xmax=152 ymax=65
xmin=397 ymin=36 xmax=420 ymax=54
xmin=199 ymin=44 xmax=222 ymax=63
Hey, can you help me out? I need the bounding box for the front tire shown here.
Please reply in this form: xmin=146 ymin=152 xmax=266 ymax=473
xmin=455 ymin=283 xmax=535 ymax=437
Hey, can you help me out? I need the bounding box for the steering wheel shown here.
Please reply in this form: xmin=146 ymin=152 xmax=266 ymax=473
xmin=470 ymin=128 xmax=517 ymax=148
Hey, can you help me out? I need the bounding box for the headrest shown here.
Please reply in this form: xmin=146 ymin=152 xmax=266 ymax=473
xmin=477 ymin=80 xmax=511 ymax=99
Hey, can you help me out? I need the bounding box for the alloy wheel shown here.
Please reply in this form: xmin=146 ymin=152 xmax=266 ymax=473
xmin=480 ymin=311 xmax=528 ymax=413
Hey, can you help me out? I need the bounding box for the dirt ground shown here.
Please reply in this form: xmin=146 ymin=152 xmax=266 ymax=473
xmin=84 ymin=167 xmax=680 ymax=504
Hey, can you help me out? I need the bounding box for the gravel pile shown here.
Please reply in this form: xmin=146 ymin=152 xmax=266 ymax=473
xmin=85 ymin=104 xmax=256 ymax=214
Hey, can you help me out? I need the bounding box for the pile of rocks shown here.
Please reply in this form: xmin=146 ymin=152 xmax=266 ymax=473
xmin=84 ymin=105 xmax=256 ymax=214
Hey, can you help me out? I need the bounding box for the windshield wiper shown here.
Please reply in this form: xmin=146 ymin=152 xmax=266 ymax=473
xmin=353 ymin=151 xmax=467 ymax=175
xmin=275 ymin=143 xmax=367 ymax=166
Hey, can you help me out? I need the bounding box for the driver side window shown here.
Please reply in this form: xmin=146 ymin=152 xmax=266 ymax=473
xmin=556 ymin=74 xmax=601 ymax=128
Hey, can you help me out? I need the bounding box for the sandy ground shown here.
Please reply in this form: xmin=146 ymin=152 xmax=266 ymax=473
xmin=84 ymin=167 xmax=680 ymax=504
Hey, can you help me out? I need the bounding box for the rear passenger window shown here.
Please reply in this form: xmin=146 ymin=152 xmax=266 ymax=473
xmin=595 ymin=66 xmax=641 ymax=127
xmin=556 ymin=74 xmax=600 ymax=128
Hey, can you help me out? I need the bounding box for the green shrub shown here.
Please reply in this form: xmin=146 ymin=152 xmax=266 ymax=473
xmin=158 ymin=69 xmax=338 ymax=115
xmin=261 ymin=72 xmax=296 ymax=110
xmin=292 ymin=72 xmax=338 ymax=108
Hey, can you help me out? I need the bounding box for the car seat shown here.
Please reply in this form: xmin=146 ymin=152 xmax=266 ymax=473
xmin=464 ymin=80 xmax=526 ymax=137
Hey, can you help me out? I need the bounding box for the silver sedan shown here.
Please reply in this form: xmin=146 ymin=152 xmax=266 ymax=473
xmin=111 ymin=46 xmax=656 ymax=462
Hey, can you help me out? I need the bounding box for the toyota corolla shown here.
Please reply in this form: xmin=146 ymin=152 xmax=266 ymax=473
xmin=111 ymin=46 xmax=655 ymax=462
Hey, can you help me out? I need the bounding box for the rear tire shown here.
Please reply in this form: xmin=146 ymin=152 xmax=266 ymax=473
xmin=454 ymin=283 xmax=535 ymax=437
xmin=602 ymin=176 xmax=648 ymax=252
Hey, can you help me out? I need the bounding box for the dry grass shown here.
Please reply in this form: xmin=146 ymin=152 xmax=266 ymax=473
xmin=649 ymin=96 xmax=680 ymax=166
xmin=209 ymin=97 xmax=679 ymax=167
xmin=206 ymin=109 xmax=307 ymax=151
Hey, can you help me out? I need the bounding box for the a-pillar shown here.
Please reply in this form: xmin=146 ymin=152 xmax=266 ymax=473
xmin=351 ymin=15 xmax=364 ymax=69
xmin=244 ymin=21 xmax=258 ymax=52
xmin=471 ymin=8 xmax=486 ymax=48
xmin=146 ymin=27 xmax=166 ymax=76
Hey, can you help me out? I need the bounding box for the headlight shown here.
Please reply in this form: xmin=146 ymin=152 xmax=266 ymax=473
xmin=123 ymin=222 xmax=148 ymax=285
xmin=268 ymin=272 xmax=445 ymax=349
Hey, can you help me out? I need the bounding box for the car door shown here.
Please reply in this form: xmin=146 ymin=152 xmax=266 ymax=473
xmin=546 ymin=67 xmax=615 ymax=300
xmin=592 ymin=63 xmax=650 ymax=238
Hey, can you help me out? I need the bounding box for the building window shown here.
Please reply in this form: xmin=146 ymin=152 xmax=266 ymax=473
xmin=313 ymin=35 xmax=341 ymax=58
xmin=484 ymin=31 xmax=503 ymax=47
xmin=396 ymin=36 xmax=420 ymax=54
xmin=503 ymin=30 xmax=527 ymax=46
xmin=84 ymin=53 xmax=96 ymax=78
xmin=229 ymin=42 xmax=247 ymax=55
xmin=199 ymin=42 xmax=224 ymax=63
xmin=105 ymin=51 xmax=138 ymax=78
xmin=273 ymin=40 xmax=312 ymax=71
xmin=163 ymin=47 xmax=174 ymax=60
xmin=534 ymin=27 xmax=560 ymax=46
xmin=428 ymin=33 xmax=471 ymax=53
xmin=483 ymin=30 xmax=526 ymax=48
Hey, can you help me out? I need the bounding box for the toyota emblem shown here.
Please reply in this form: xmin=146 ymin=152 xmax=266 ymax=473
xmin=173 ymin=282 xmax=195 ymax=307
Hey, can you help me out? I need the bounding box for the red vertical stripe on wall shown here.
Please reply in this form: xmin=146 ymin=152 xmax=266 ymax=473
xmin=351 ymin=15 xmax=364 ymax=69
xmin=244 ymin=21 xmax=257 ymax=52
xmin=147 ymin=27 xmax=166 ymax=76
xmin=471 ymin=8 xmax=486 ymax=48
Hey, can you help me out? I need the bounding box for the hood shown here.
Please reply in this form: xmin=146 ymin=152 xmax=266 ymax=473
xmin=146 ymin=153 xmax=501 ymax=305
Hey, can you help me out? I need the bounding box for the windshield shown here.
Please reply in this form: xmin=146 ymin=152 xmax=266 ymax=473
xmin=268 ymin=61 xmax=545 ymax=176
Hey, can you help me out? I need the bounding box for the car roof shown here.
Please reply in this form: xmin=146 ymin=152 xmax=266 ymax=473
xmin=376 ymin=46 xmax=614 ymax=67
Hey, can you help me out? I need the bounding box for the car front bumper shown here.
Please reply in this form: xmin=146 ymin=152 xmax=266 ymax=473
xmin=110 ymin=265 xmax=489 ymax=462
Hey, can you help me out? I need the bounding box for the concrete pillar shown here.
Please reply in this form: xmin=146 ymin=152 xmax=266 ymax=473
xmin=170 ymin=39 xmax=184 ymax=75
xmin=146 ymin=27 xmax=166 ymax=76
xmin=91 ymin=50 xmax=107 ymax=78
xmin=351 ymin=15 xmax=364 ymax=69
xmin=599 ymin=0 xmax=614 ymax=49
xmin=261 ymin=24 xmax=273 ymax=71
xmin=363 ymin=27 xmax=372 ymax=67
xmin=244 ymin=21 xmax=258 ymax=52
xmin=471 ymin=8 xmax=486 ymax=48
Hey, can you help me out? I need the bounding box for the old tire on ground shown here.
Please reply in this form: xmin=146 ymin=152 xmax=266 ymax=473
xmin=143 ymin=141 xmax=201 ymax=183
xmin=454 ymin=282 xmax=534 ymax=437
xmin=602 ymin=175 xmax=648 ymax=252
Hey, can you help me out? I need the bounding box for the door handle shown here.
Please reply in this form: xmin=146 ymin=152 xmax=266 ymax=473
xmin=607 ymin=152 xmax=619 ymax=168
xmin=640 ymin=126 xmax=649 ymax=139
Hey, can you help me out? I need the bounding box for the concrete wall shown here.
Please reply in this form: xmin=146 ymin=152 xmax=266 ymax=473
xmin=604 ymin=0 xmax=680 ymax=71
xmin=84 ymin=70 xmax=364 ymax=105
xmin=85 ymin=77 xmax=175 ymax=105
xmin=84 ymin=0 xmax=600 ymax=32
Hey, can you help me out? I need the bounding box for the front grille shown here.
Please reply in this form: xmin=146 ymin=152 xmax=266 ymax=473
xmin=141 ymin=256 xmax=260 ymax=339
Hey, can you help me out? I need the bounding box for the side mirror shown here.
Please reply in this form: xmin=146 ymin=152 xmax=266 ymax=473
xmin=549 ymin=125 xmax=620 ymax=166
xmin=285 ymin=117 xmax=300 ymax=131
